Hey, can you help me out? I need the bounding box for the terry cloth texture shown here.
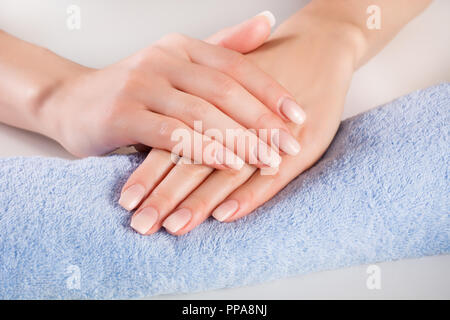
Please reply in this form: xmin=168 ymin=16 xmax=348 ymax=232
xmin=0 ymin=84 xmax=449 ymax=299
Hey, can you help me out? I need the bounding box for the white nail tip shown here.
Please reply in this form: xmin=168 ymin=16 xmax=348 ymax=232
xmin=212 ymin=200 xmax=239 ymax=222
xmin=279 ymin=97 xmax=306 ymax=125
xmin=278 ymin=131 xmax=301 ymax=156
xmin=163 ymin=208 xmax=192 ymax=233
xmin=257 ymin=10 xmax=276 ymax=28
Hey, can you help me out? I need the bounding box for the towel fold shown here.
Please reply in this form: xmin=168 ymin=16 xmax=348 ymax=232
xmin=0 ymin=83 xmax=449 ymax=299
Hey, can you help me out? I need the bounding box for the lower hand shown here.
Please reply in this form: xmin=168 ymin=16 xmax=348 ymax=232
xmin=123 ymin=7 xmax=364 ymax=235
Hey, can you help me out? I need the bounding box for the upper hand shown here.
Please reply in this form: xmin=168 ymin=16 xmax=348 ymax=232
xmin=42 ymin=13 xmax=304 ymax=170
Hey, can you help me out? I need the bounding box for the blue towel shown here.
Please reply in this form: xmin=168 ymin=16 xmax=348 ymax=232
xmin=0 ymin=84 xmax=449 ymax=299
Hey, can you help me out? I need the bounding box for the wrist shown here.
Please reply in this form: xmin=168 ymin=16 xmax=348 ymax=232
xmin=300 ymin=0 xmax=431 ymax=69
xmin=35 ymin=58 xmax=93 ymax=142
xmin=0 ymin=30 xmax=95 ymax=141
xmin=275 ymin=1 xmax=369 ymax=70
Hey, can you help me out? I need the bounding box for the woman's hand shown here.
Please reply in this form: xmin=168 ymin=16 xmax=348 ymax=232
xmin=117 ymin=13 xmax=306 ymax=210
xmin=122 ymin=0 xmax=431 ymax=235
xmin=124 ymin=8 xmax=362 ymax=234
xmin=36 ymin=14 xmax=306 ymax=170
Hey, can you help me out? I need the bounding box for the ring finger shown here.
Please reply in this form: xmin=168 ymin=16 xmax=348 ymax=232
xmin=129 ymin=158 xmax=214 ymax=235
xmin=161 ymin=164 xmax=256 ymax=235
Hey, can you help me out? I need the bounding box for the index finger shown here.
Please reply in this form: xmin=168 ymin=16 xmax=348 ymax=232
xmin=184 ymin=36 xmax=307 ymax=125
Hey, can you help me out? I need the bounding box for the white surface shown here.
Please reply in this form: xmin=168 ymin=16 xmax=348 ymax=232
xmin=0 ymin=0 xmax=449 ymax=299
xmin=153 ymin=255 xmax=450 ymax=300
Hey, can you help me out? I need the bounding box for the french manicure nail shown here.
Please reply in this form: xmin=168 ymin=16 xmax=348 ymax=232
xmin=119 ymin=184 xmax=146 ymax=211
xmin=279 ymin=97 xmax=306 ymax=125
xmin=254 ymin=143 xmax=281 ymax=168
xmin=217 ymin=147 xmax=244 ymax=170
xmin=277 ymin=130 xmax=301 ymax=156
xmin=130 ymin=207 xmax=158 ymax=235
xmin=212 ymin=200 xmax=239 ymax=222
xmin=227 ymin=154 xmax=245 ymax=170
xmin=163 ymin=208 xmax=192 ymax=233
xmin=257 ymin=10 xmax=276 ymax=28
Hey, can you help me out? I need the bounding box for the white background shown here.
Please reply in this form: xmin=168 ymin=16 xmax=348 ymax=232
xmin=0 ymin=0 xmax=449 ymax=299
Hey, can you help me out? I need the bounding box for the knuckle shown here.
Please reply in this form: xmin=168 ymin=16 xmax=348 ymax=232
xmin=255 ymin=112 xmax=285 ymax=133
xmin=128 ymin=45 xmax=172 ymax=73
xmin=260 ymin=81 xmax=279 ymax=103
xmin=219 ymin=166 xmax=248 ymax=181
xmin=157 ymin=119 xmax=180 ymax=141
xmin=214 ymin=165 xmax=255 ymax=187
xmin=242 ymin=187 xmax=258 ymax=206
xmin=184 ymin=194 xmax=209 ymax=214
xmin=183 ymin=99 xmax=208 ymax=122
xmin=147 ymin=190 xmax=175 ymax=211
xmin=159 ymin=32 xmax=188 ymax=46
xmin=152 ymin=35 xmax=190 ymax=61
xmin=179 ymin=163 xmax=212 ymax=180
xmin=215 ymin=76 xmax=238 ymax=100
xmin=226 ymin=52 xmax=247 ymax=73
xmin=120 ymin=69 xmax=145 ymax=93
xmin=135 ymin=45 xmax=167 ymax=65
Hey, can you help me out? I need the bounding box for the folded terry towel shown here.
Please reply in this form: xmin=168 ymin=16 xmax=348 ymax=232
xmin=0 ymin=84 xmax=449 ymax=299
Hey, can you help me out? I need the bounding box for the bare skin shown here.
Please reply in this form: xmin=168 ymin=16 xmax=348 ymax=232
xmin=0 ymin=14 xmax=304 ymax=170
xmin=122 ymin=0 xmax=432 ymax=235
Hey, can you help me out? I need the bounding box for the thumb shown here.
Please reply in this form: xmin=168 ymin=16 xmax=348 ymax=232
xmin=205 ymin=11 xmax=276 ymax=53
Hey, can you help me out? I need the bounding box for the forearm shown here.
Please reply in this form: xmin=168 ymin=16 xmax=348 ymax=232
xmin=0 ymin=30 xmax=89 ymax=136
xmin=275 ymin=0 xmax=432 ymax=69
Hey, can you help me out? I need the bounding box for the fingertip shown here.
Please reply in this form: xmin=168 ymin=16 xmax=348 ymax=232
xmin=256 ymin=10 xmax=276 ymax=28
xmin=214 ymin=146 xmax=245 ymax=171
xmin=244 ymin=13 xmax=273 ymax=45
xmin=130 ymin=206 xmax=159 ymax=235
xmin=226 ymin=155 xmax=245 ymax=171
xmin=217 ymin=13 xmax=272 ymax=53
xmin=119 ymin=184 xmax=146 ymax=211
xmin=212 ymin=200 xmax=239 ymax=222
xmin=279 ymin=97 xmax=307 ymax=125
xmin=162 ymin=208 xmax=192 ymax=234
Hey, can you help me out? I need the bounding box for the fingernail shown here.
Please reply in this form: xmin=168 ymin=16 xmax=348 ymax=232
xmin=212 ymin=200 xmax=239 ymax=222
xmin=217 ymin=147 xmax=244 ymax=170
xmin=119 ymin=184 xmax=146 ymax=211
xmin=130 ymin=207 xmax=158 ymax=235
xmin=163 ymin=208 xmax=192 ymax=233
xmin=254 ymin=142 xmax=281 ymax=168
xmin=279 ymin=97 xmax=306 ymax=125
xmin=257 ymin=10 xmax=276 ymax=28
xmin=276 ymin=130 xmax=301 ymax=156
xmin=228 ymin=154 xmax=245 ymax=170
